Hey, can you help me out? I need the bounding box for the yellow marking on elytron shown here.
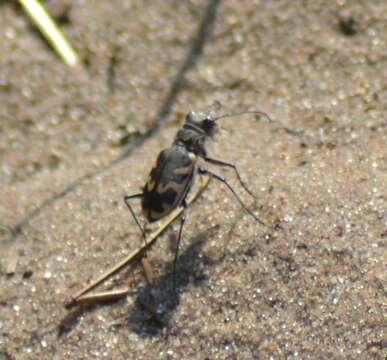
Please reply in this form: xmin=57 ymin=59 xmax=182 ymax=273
xmin=174 ymin=164 xmax=193 ymax=175
xmin=142 ymin=199 xmax=167 ymax=221
xmin=188 ymin=152 xmax=197 ymax=161
xmin=146 ymin=175 xmax=156 ymax=192
xmin=156 ymin=179 xmax=186 ymax=196
xmin=143 ymin=207 xmax=158 ymax=220
xmin=144 ymin=160 xmax=195 ymax=221
xmin=150 ymin=209 xmax=167 ymax=220
xmin=142 ymin=205 xmax=168 ymax=221
xmin=155 ymin=163 xmax=194 ymax=195
xmin=150 ymin=177 xmax=192 ymax=220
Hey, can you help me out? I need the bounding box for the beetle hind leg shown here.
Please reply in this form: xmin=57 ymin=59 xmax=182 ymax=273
xmin=171 ymin=200 xmax=188 ymax=296
xmin=124 ymin=193 xmax=147 ymax=242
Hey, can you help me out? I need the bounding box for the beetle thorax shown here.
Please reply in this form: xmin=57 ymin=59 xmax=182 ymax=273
xmin=173 ymin=126 xmax=206 ymax=155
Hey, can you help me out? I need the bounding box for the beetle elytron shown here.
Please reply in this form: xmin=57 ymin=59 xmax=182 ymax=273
xmin=124 ymin=101 xmax=271 ymax=292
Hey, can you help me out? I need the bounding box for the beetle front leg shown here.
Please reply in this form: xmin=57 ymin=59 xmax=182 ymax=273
xmin=202 ymin=156 xmax=257 ymax=199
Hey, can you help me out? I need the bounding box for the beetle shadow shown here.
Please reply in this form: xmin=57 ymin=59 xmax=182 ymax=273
xmin=125 ymin=227 xmax=220 ymax=337
xmin=57 ymin=226 xmax=220 ymax=338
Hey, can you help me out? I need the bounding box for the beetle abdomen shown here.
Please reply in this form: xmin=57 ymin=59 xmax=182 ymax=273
xmin=142 ymin=146 xmax=196 ymax=222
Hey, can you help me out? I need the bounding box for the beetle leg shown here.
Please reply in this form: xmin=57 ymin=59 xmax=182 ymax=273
xmin=124 ymin=193 xmax=154 ymax=283
xmin=172 ymin=200 xmax=187 ymax=295
xmin=124 ymin=193 xmax=147 ymax=242
xmin=198 ymin=167 xmax=265 ymax=226
xmin=203 ymin=156 xmax=256 ymax=199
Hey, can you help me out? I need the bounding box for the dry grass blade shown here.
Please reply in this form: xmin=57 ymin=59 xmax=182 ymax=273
xmin=17 ymin=0 xmax=80 ymax=67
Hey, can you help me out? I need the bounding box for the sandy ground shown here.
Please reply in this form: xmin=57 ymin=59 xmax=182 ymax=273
xmin=0 ymin=1 xmax=386 ymax=359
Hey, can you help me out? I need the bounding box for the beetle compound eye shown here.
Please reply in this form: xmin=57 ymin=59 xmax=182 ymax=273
xmin=202 ymin=119 xmax=212 ymax=128
xmin=202 ymin=119 xmax=216 ymax=135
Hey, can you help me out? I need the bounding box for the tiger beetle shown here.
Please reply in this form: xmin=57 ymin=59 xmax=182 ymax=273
xmin=124 ymin=101 xmax=272 ymax=293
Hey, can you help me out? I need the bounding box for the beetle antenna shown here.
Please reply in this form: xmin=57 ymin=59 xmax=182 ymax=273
xmin=214 ymin=110 xmax=274 ymax=123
